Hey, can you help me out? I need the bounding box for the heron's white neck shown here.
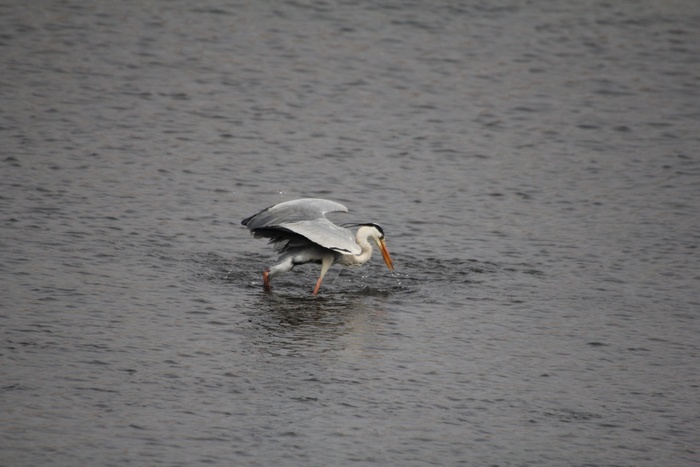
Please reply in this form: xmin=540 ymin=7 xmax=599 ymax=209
xmin=352 ymin=230 xmax=375 ymax=265
xmin=338 ymin=226 xmax=377 ymax=267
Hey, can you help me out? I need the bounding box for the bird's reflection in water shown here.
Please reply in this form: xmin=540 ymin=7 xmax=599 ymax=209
xmin=244 ymin=290 xmax=391 ymax=359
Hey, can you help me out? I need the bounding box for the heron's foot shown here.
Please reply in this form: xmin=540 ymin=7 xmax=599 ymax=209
xmin=262 ymin=270 xmax=271 ymax=292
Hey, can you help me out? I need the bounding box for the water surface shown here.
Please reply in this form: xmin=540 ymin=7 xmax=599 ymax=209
xmin=2 ymin=1 xmax=699 ymax=465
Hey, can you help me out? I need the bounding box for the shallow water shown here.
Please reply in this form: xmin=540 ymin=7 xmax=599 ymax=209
xmin=2 ymin=1 xmax=699 ymax=465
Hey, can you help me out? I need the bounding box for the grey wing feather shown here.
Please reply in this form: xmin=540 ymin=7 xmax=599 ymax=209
xmin=242 ymin=198 xmax=361 ymax=255
xmin=282 ymin=219 xmax=359 ymax=254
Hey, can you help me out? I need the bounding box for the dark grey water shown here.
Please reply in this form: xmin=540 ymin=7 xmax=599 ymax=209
xmin=2 ymin=1 xmax=699 ymax=465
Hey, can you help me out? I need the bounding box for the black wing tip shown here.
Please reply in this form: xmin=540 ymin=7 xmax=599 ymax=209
xmin=241 ymin=205 xmax=272 ymax=227
xmin=241 ymin=213 xmax=259 ymax=227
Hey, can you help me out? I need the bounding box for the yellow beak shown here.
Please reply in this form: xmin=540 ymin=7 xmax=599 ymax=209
xmin=378 ymin=238 xmax=394 ymax=271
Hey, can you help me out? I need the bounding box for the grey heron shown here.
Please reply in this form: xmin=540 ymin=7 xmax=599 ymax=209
xmin=242 ymin=198 xmax=394 ymax=294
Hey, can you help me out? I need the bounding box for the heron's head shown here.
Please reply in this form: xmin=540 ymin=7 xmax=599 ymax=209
xmin=356 ymin=223 xmax=394 ymax=271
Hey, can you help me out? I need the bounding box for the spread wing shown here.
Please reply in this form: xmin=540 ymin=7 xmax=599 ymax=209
xmin=241 ymin=198 xmax=361 ymax=255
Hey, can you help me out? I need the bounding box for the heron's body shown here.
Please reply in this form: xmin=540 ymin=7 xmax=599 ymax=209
xmin=242 ymin=198 xmax=394 ymax=294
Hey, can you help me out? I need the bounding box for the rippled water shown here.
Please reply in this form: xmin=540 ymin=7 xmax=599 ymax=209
xmin=2 ymin=1 xmax=699 ymax=465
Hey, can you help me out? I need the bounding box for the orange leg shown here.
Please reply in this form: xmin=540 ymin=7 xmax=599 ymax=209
xmin=312 ymin=275 xmax=323 ymax=295
xmin=312 ymin=255 xmax=334 ymax=295
xmin=262 ymin=269 xmax=271 ymax=292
